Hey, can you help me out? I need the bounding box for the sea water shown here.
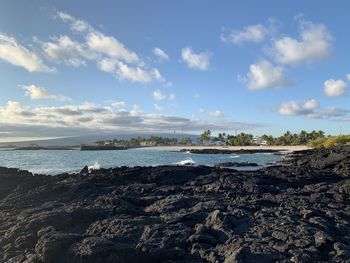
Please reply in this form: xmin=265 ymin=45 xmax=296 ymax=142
xmin=0 ymin=148 xmax=283 ymax=175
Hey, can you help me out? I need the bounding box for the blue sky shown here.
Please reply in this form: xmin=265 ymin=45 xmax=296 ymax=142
xmin=0 ymin=0 xmax=349 ymax=142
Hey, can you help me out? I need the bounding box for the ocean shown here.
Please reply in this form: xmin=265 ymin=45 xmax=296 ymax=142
xmin=0 ymin=148 xmax=283 ymax=175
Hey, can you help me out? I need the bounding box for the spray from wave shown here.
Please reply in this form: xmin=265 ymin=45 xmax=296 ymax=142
xmin=88 ymin=161 xmax=101 ymax=171
xmin=175 ymin=158 xmax=196 ymax=166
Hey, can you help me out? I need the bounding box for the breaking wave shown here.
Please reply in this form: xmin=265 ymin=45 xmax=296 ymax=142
xmin=175 ymin=158 xmax=196 ymax=166
xmin=88 ymin=161 xmax=101 ymax=171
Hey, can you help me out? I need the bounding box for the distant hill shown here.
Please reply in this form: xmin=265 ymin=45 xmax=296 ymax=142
xmin=0 ymin=133 xmax=199 ymax=147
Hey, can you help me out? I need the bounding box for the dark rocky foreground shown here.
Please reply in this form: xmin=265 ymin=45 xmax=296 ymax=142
xmin=214 ymin=162 xmax=259 ymax=168
xmin=0 ymin=147 xmax=350 ymax=262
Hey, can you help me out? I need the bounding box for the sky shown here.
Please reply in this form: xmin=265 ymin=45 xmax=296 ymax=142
xmin=0 ymin=0 xmax=350 ymax=142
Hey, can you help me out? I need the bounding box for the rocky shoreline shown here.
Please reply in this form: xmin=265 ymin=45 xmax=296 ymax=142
xmin=0 ymin=146 xmax=350 ymax=262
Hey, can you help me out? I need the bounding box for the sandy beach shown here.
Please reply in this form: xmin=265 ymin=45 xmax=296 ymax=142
xmin=142 ymin=145 xmax=311 ymax=152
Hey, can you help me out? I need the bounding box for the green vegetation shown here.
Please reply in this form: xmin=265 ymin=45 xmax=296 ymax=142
xmin=213 ymin=130 xmax=327 ymax=146
xmin=93 ymin=130 xmax=348 ymax=148
xmin=96 ymin=136 xmax=193 ymax=147
xmin=199 ymin=130 xmax=211 ymax=144
xmin=308 ymin=135 xmax=350 ymax=148
xmin=227 ymin=133 xmax=254 ymax=146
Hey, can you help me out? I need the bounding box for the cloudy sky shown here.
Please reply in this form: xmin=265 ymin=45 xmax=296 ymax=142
xmin=0 ymin=0 xmax=349 ymax=142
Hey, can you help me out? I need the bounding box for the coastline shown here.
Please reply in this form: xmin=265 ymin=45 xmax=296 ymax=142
xmin=0 ymin=146 xmax=349 ymax=262
xmin=140 ymin=145 xmax=311 ymax=152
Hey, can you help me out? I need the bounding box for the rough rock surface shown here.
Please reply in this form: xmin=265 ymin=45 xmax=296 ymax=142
xmin=214 ymin=162 xmax=259 ymax=168
xmin=0 ymin=146 xmax=350 ymax=262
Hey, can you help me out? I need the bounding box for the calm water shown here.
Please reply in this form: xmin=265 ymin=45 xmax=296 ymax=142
xmin=0 ymin=148 xmax=283 ymax=175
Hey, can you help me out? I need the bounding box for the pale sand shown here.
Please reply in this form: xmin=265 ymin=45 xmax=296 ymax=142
xmin=138 ymin=145 xmax=311 ymax=152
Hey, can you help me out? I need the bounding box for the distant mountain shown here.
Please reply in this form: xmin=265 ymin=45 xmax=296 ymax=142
xmin=0 ymin=133 xmax=199 ymax=147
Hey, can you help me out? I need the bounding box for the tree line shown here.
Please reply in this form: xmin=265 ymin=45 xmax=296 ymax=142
xmin=94 ymin=130 xmax=343 ymax=147
xmin=200 ymin=129 xmax=327 ymax=146
xmin=96 ymin=136 xmax=192 ymax=147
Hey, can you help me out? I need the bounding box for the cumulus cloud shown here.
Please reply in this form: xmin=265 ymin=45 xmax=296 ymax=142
xmin=153 ymin=90 xmax=166 ymax=100
xmin=22 ymin=84 xmax=71 ymax=101
xmin=116 ymin=62 xmax=164 ymax=83
xmin=276 ymin=98 xmax=349 ymax=120
xmin=0 ymin=33 xmax=53 ymax=72
xmin=302 ymin=98 xmax=318 ymax=110
xmin=56 ymin=11 xmax=168 ymax=85
xmin=243 ymin=60 xmax=289 ymax=90
xmin=153 ymin=47 xmax=169 ymax=61
xmin=221 ymin=24 xmax=273 ymax=44
xmin=42 ymin=35 xmax=96 ymax=67
xmin=0 ymin=101 xmax=262 ymax=141
xmin=270 ymin=20 xmax=332 ymax=65
xmin=181 ymin=47 xmax=210 ymax=70
xmin=278 ymin=99 xmax=318 ymax=116
xmin=324 ymin=79 xmax=347 ymax=97
xmin=97 ymin=57 xmax=118 ymax=73
xmin=57 ymin=11 xmax=92 ymax=33
xmin=152 ymin=90 xmax=176 ymax=100
xmin=209 ymin=110 xmax=223 ymax=117
xmin=111 ymin=101 xmax=126 ymax=107
xmin=86 ymin=32 xmax=140 ymax=64
xmin=58 ymin=11 xmax=139 ymax=64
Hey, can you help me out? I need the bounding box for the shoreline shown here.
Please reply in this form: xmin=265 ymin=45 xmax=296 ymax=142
xmin=0 ymin=146 xmax=349 ymax=261
xmin=140 ymin=145 xmax=311 ymax=152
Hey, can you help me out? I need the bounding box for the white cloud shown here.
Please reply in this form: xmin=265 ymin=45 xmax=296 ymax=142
xmin=303 ymin=98 xmax=318 ymax=110
xmin=276 ymin=98 xmax=349 ymax=120
xmin=117 ymin=62 xmax=163 ymax=83
xmin=244 ymin=60 xmax=289 ymax=90
xmin=308 ymin=107 xmax=349 ymax=119
xmin=270 ymin=20 xmax=332 ymax=65
xmin=193 ymin=93 xmax=200 ymax=99
xmin=153 ymin=47 xmax=169 ymax=61
xmin=154 ymin=104 xmax=163 ymax=111
xmin=181 ymin=47 xmax=210 ymax=70
xmin=324 ymin=79 xmax=347 ymax=97
xmin=56 ymin=11 xmax=169 ymax=85
xmin=0 ymin=101 xmax=262 ymax=141
xmin=221 ymin=24 xmax=269 ymax=44
xmin=278 ymin=98 xmax=317 ymax=116
xmin=153 ymin=90 xmax=167 ymax=100
xmin=97 ymin=58 xmax=118 ymax=73
xmin=111 ymin=101 xmax=126 ymax=107
xmin=57 ymin=11 xmax=92 ymax=33
xmin=347 ymin=74 xmax=350 ymax=81
xmin=87 ymin=32 xmax=139 ymax=64
xmin=209 ymin=110 xmax=223 ymax=117
xmin=153 ymin=90 xmax=176 ymax=100
xmin=42 ymin=35 xmax=95 ymax=67
xmin=58 ymin=12 xmax=139 ymax=64
xmin=0 ymin=33 xmax=53 ymax=72
xmin=22 ymin=84 xmax=71 ymax=101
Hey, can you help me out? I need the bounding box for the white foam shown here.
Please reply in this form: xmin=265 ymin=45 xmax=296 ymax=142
xmin=88 ymin=161 xmax=100 ymax=171
xmin=175 ymin=158 xmax=195 ymax=166
xmin=230 ymin=155 xmax=240 ymax=159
